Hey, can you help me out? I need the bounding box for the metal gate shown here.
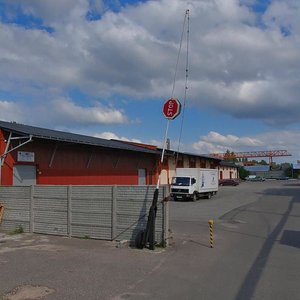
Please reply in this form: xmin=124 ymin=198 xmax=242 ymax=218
xmin=138 ymin=169 xmax=146 ymax=185
xmin=13 ymin=165 xmax=36 ymax=186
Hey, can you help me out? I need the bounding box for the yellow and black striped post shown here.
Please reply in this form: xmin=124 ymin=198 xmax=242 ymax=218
xmin=208 ymin=219 xmax=214 ymax=248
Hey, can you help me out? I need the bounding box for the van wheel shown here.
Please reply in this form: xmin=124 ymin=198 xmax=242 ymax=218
xmin=207 ymin=193 xmax=212 ymax=199
xmin=192 ymin=193 xmax=198 ymax=202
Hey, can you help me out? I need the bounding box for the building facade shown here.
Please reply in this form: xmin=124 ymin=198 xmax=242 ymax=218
xmin=0 ymin=121 xmax=223 ymax=186
xmin=160 ymin=151 xmax=220 ymax=185
xmin=218 ymin=161 xmax=239 ymax=180
xmin=119 ymin=142 xmax=221 ymax=185
xmin=0 ymin=121 xmax=160 ymax=186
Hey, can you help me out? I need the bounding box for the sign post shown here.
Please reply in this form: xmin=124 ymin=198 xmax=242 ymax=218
xmin=161 ymin=98 xmax=181 ymax=162
xmin=138 ymin=98 xmax=181 ymax=250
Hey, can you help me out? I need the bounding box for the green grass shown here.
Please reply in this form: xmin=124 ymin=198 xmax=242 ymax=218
xmin=10 ymin=224 xmax=24 ymax=235
xmin=82 ymin=235 xmax=91 ymax=239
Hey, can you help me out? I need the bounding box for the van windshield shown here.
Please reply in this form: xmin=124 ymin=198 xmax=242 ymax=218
xmin=172 ymin=177 xmax=190 ymax=186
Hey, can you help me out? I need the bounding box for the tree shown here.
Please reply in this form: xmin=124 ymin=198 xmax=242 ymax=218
xmin=224 ymin=150 xmax=237 ymax=161
xmin=239 ymin=166 xmax=250 ymax=180
xmin=270 ymin=162 xmax=280 ymax=170
xmin=281 ymin=163 xmax=292 ymax=170
xmin=285 ymin=166 xmax=293 ymax=178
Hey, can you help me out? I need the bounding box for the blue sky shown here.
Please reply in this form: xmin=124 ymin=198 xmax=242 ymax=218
xmin=0 ymin=0 xmax=300 ymax=163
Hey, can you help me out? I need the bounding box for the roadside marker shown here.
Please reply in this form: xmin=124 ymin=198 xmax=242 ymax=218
xmin=208 ymin=219 xmax=214 ymax=248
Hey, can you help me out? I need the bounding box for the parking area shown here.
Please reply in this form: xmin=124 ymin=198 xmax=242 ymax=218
xmin=1 ymin=180 xmax=300 ymax=300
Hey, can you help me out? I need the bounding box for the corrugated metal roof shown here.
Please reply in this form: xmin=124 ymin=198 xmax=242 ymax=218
xmin=188 ymin=153 xmax=221 ymax=161
xmin=0 ymin=120 xmax=159 ymax=155
xmin=292 ymin=163 xmax=300 ymax=170
xmin=219 ymin=161 xmax=239 ymax=167
xmin=244 ymin=165 xmax=270 ymax=172
xmin=160 ymin=149 xmax=221 ymax=161
xmin=102 ymin=140 xmax=221 ymax=162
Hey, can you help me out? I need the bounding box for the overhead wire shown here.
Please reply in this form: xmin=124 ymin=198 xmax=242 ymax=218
xmin=161 ymin=9 xmax=190 ymax=170
xmin=170 ymin=9 xmax=189 ymax=99
xmin=175 ymin=9 xmax=190 ymax=166
xmin=139 ymin=9 xmax=191 ymax=250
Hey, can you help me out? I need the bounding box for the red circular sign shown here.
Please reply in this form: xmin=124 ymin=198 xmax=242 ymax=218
xmin=162 ymin=98 xmax=181 ymax=120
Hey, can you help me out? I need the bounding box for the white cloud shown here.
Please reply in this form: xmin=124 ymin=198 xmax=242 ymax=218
xmin=263 ymin=0 xmax=300 ymax=33
xmin=0 ymin=0 xmax=300 ymax=128
xmin=0 ymin=98 xmax=127 ymax=127
xmin=0 ymin=100 xmax=24 ymax=122
xmin=191 ymin=130 xmax=300 ymax=162
xmin=11 ymin=0 xmax=89 ymax=26
xmin=51 ymin=98 xmax=127 ymax=125
xmin=94 ymin=131 xmax=141 ymax=143
xmin=192 ymin=131 xmax=264 ymax=153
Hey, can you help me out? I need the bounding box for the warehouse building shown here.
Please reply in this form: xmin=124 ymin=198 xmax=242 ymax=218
xmin=0 ymin=121 xmax=160 ymax=186
xmin=160 ymin=150 xmax=220 ymax=185
xmin=0 ymin=120 xmax=222 ymax=186
xmin=118 ymin=141 xmax=221 ymax=185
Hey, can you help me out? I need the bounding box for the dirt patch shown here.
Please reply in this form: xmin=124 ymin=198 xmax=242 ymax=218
xmin=2 ymin=285 xmax=54 ymax=300
xmin=0 ymin=233 xmax=66 ymax=254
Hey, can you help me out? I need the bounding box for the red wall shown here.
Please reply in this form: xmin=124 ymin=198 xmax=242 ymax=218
xmin=0 ymin=130 xmax=159 ymax=185
xmin=0 ymin=130 xmax=15 ymax=185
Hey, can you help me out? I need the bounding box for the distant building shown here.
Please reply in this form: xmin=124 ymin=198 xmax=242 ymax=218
xmin=292 ymin=163 xmax=300 ymax=170
xmin=243 ymin=165 xmax=284 ymax=179
xmin=119 ymin=141 xmax=221 ymax=185
xmin=160 ymin=150 xmax=220 ymax=185
xmin=244 ymin=165 xmax=270 ymax=173
xmin=218 ymin=161 xmax=239 ymax=180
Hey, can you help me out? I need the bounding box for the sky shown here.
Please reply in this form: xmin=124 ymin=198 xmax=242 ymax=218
xmin=0 ymin=0 xmax=299 ymax=164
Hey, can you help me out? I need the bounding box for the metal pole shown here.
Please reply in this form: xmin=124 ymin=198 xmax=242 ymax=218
xmin=161 ymin=121 xmax=170 ymax=164
xmin=137 ymin=9 xmax=188 ymax=250
xmin=142 ymin=120 xmax=171 ymax=250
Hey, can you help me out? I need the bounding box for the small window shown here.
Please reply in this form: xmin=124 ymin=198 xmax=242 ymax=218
xmin=189 ymin=157 xmax=196 ymax=168
xmin=176 ymin=156 xmax=184 ymax=168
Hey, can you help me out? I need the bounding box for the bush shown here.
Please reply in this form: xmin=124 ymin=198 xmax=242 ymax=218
xmin=11 ymin=224 xmax=24 ymax=235
xmin=239 ymin=166 xmax=250 ymax=180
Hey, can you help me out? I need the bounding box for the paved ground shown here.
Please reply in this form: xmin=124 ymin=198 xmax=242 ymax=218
xmin=1 ymin=180 xmax=300 ymax=300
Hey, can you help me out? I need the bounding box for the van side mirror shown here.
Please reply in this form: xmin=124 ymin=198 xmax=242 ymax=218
xmin=191 ymin=178 xmax=196 ymax=185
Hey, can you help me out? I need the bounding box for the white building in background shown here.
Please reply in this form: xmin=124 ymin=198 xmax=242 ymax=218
xmin=218 ymin=161 xmax=239 ymax=180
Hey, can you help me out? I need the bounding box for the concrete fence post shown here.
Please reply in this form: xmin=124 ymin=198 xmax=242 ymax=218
xmin=111 ymin=185 xmax=117 ymax=240
xmin=67 ymin=185 xmax=72 ymax=237
xmin=29 ymin=185 xmax=34 ymax=233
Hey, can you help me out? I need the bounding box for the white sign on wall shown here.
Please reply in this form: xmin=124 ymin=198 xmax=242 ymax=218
xmin=17 ymin=151 xmax=35 ymax=162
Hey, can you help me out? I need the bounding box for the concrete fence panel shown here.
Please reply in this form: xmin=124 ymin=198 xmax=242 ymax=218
xmin=0 ymin=185 xmax=169 ymax=246
xmin=33 ymin=185 xmax=68 ymax=236
xmin=0 ymin=186 xmax=31 ymax=232
xmin=71 ymin=185 xmax=113 ymax=240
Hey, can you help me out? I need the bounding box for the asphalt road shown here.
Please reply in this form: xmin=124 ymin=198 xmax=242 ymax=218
xmin=1 ymin=180 xmax=300 ymax=300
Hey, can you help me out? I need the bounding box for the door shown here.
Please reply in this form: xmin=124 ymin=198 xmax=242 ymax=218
xmin=138 ymin=169 xmax=146 ymax=185
xmin=13 ymin=165 xmax=36 ymax=186
xmin=220 ymin=170 xmax=223 ymax=180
